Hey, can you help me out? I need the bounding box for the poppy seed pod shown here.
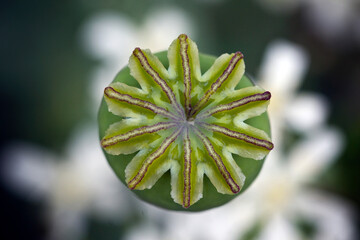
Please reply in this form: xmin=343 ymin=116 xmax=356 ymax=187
xmin=98 ymin=34 xmax=273 ymax=211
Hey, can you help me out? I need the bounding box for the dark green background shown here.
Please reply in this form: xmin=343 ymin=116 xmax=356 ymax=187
xmin=1 ymin=0 xmax=359 ymax=239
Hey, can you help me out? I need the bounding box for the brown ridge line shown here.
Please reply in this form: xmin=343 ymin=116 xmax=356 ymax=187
xmin=104 ymin=87 xmax=178 ymax=120
xmin=198 ymin=91 xmax=271 ymax=119
xmin=101 ymin=122 xmax=178 ymax=148
xmin=133 ymin=48 xmax=185 ymax=118
xmin=190 ymin=52 xmax=244 ymax=117
xmin=179 ymin=34 xmax=192 ymax=117
xmin=193 ymin=126 xmax=240 ymax=193
xmin=201 ymin=123 xmax=274 ymax=150
xmin=182 ymin=126 xmax=192 ymax=208
xmin=127 ymin=126 xmax=183 ymax=190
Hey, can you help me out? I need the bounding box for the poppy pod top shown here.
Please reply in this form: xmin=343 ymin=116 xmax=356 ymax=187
xmin=98 ymin=34 xmax=273 ymax=211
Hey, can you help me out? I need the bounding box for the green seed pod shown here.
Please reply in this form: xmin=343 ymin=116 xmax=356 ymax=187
xmin=98 ymin=34 xmax=273 ymax=211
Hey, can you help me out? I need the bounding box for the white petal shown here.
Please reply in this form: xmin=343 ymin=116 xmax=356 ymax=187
xmin=1 ymin=142 xmax=56 ymax=200
xmin=80 ymin=12 xmax=136 ymax=60
xmin=288 ymin=127 xmax=344 ymax=181
xmin=292 ymin=190 xmax=356 ymax=240
xmin=139 ymin=8 xmax=195 ymax=52
xmin=134 ymin=196 xmax=257 ymax=240
xmin=125 ymin=223 xmax=163 ymax=240
xmin=258 ymin=40 xmax=309 ymax=94
xmin=61 ymin=125 xmax=133 ymax=220
xmin=49 ymin=209 xmax=86 ymax=240
xmin=258 ymin=214 xmax=302 ymax=240
xmin=88 ymin=63 xmax=122 ymax=115
xmin=285 ymin=93 xmax=329 ymax=132
xmin=303 ymin=0 xmax=356 ymax=45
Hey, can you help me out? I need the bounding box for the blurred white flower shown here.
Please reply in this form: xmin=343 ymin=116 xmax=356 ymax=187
xmin=302 ymin=0 xmax=359 ymax=46
xmin=1 ymin=125 xmax=133 ymax=240
xmin=291 ymin=190 xmax=356 ymax=240
xmin=259 ymin=40 xmax=310 ymax=144
xmin=81 ymin=13 xmax=136 ymax=62
xmin=123 ymin=198 xmax=258 ymax=240
xmin=125 ymin=223 xmax=163 ymax=240
xmin=237 ymin=40 xmax=355 ymax=239
xmin=257 ymin=0 xmax=360 ymax=47
xmin=1 ymin=144 xmax=57 ymax=201
xmin=80 ymin=7 xmax=195 ymax=114
xmin=285 ymin=93 xmax=328 ymax=132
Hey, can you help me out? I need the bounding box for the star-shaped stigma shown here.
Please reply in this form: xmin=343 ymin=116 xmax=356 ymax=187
xmin=101 ymin=34 xmax=273 ymax=208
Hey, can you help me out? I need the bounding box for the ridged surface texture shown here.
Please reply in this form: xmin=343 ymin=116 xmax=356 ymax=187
xmin=100 ymin=34 xmax=273 ymax=208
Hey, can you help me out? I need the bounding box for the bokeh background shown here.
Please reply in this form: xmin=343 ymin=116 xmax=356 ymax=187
xmin=1 ymin=0 xmax=359 ymax=239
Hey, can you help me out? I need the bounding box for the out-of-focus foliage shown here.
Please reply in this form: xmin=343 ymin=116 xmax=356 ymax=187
xmin=1 ymin=0 xmax=359 ymax=239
